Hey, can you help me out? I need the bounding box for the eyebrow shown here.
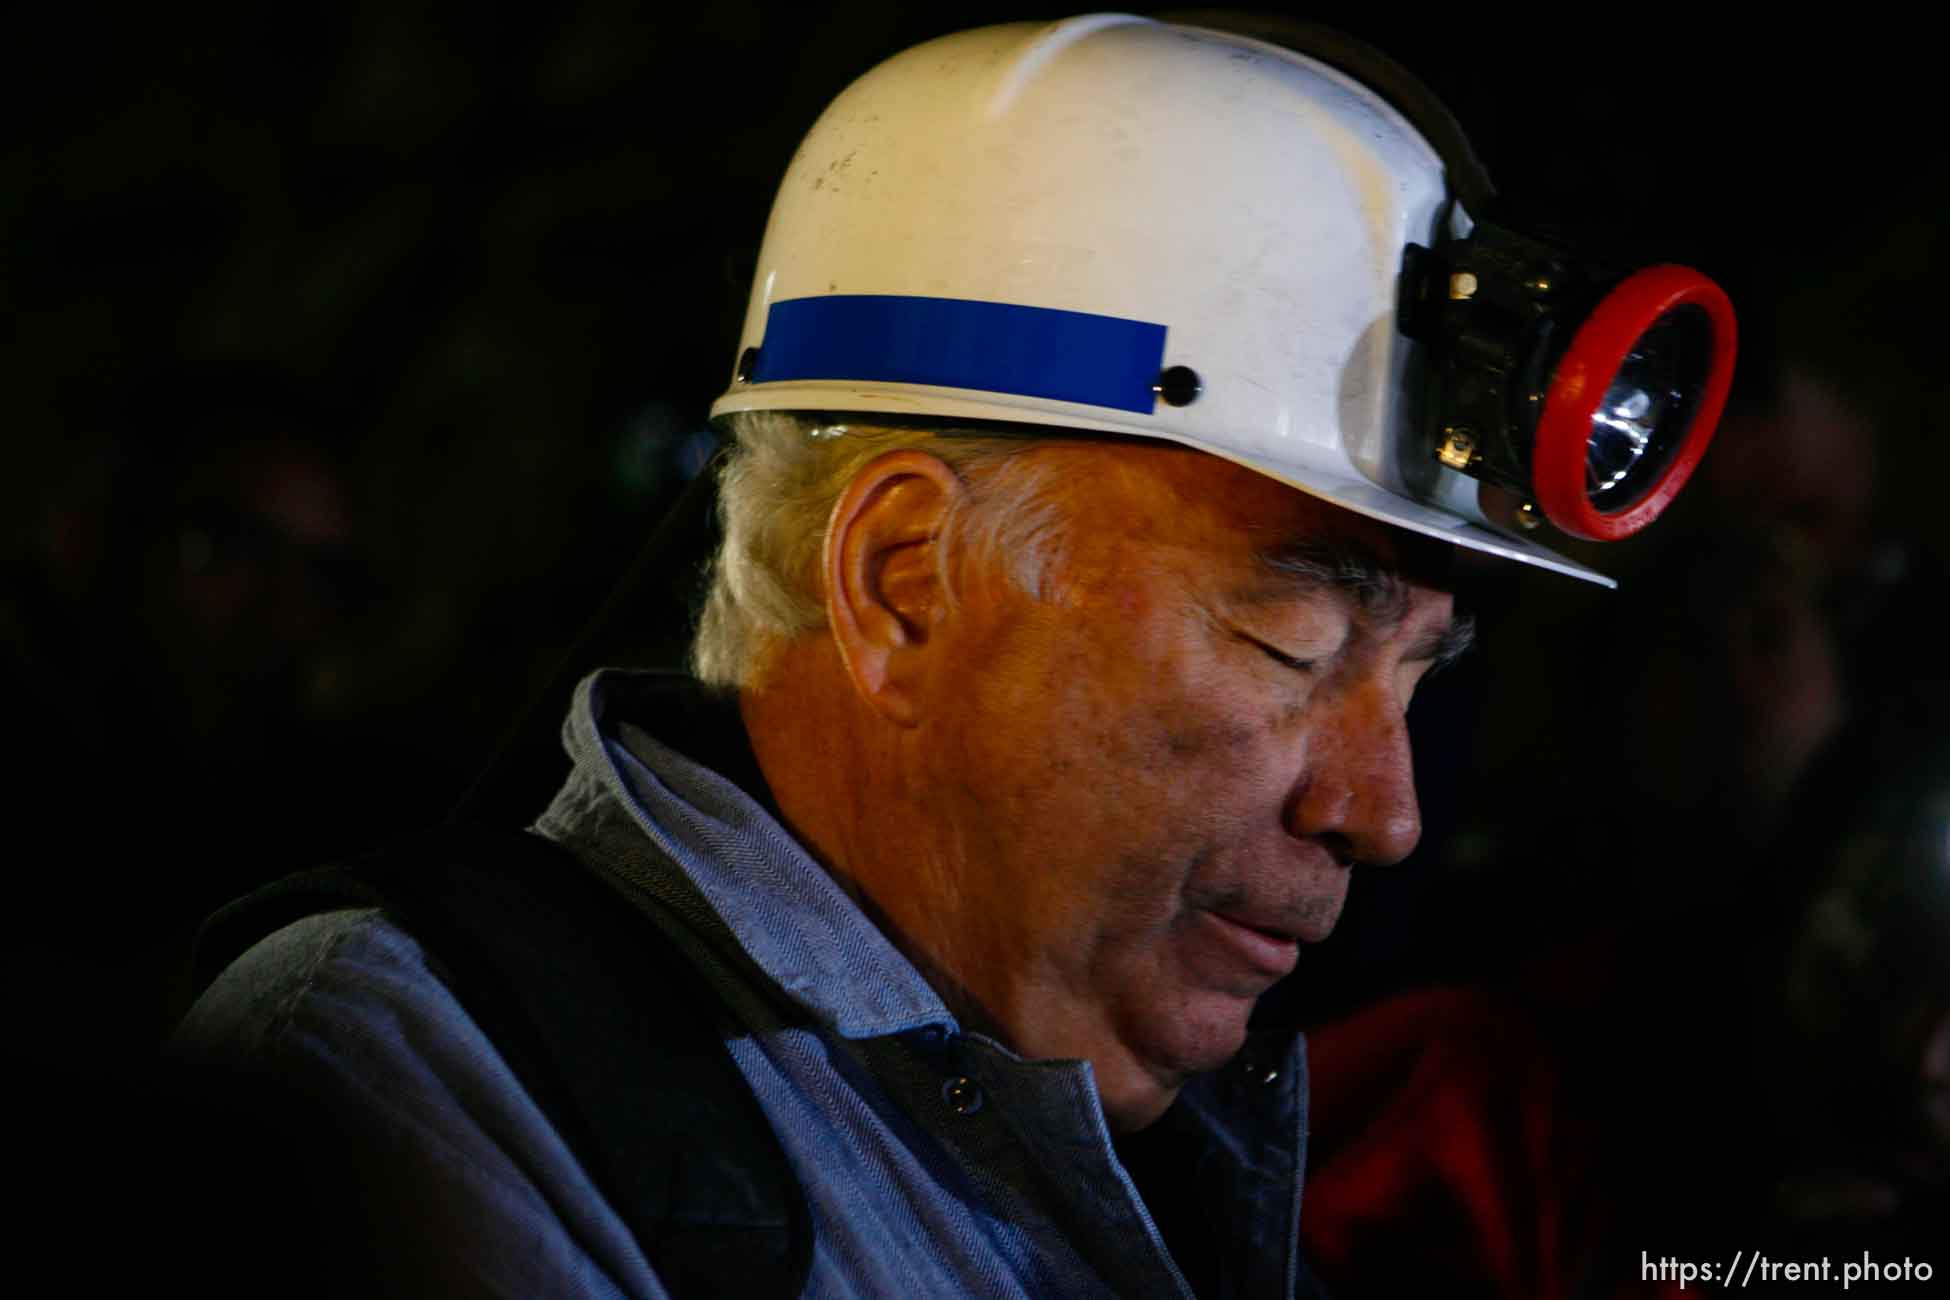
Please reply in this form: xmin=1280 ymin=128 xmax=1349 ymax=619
xmin=1251 ymin=540 xmax=1407 ymax=618
xmin=1242 ymin=539 xmax=1477 ymax=668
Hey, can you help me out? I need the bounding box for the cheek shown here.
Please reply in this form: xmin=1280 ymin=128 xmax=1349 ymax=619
xmin=1091 ymin=643 xmax=1296 ymax=831
xmin=1158 ymin=688 xmax=1278 ymax=765
xmin=959 ymin=590 xmax=1294 ymax=844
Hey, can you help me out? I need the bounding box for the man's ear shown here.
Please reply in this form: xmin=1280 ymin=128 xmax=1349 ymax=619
xmin=823 ymin=450 xmax=967 ymax=724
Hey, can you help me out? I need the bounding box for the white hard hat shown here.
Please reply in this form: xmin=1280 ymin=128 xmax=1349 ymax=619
xmin=709 ymin=13 xmax=1736 ymax=586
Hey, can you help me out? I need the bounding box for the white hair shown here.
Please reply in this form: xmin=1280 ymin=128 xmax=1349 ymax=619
xmin=691 ymin=410 xmax=1076 ymax=690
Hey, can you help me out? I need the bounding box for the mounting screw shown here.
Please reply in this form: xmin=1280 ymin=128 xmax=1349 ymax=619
xmin=1448 ymin=271 xmax=1478 ymax=301
xmin=1153 ymin=365 xmax=1202 ymax=407
xmin=1436 ymin=427 xmax=1477 ymax=471
xmin=1515 ymin=501 xmax=1543 ymax=531
xmin=735 ymin=346 xmax=761 ymax=384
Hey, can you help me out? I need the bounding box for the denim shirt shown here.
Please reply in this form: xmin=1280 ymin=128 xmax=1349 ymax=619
xmin=179 ymin=669 xmax=1316 ymax=1298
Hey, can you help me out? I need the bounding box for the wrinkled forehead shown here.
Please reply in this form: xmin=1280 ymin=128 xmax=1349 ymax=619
xmin=1059 ymin=437 xmax=1459 ymax=592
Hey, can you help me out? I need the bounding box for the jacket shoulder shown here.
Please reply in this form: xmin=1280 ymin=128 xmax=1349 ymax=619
xmin=176 ymin=824 xmax=810 ymax=1300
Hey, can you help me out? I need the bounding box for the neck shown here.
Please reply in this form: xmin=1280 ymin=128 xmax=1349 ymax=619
xmin=740 ymin=640 xmax=980 ymax=975
xmin=740 ymin=639 xmax=1181 ymax=1131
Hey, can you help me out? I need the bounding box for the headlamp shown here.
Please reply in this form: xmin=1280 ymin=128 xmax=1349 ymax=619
xmin=1397 ymin=202 xmax=1736 ymax=542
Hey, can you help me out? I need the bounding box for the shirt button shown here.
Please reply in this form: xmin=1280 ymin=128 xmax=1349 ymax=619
xmin=941 ymin=1075 xmax=985 ymax=1115
xmin=1238 ymin=1059 xmax=1280 ymax=1086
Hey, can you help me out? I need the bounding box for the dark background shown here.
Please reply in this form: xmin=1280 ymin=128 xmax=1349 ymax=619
xmin=5 ymin=2 xmax=1947 ymax=1289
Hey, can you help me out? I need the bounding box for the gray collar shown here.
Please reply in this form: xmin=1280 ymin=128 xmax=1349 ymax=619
xmin=539 ymin=668 xmax=956 ymax=1040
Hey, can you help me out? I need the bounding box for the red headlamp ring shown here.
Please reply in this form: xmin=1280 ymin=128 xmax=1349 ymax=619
xmin=1531 ymin=264 xmax=1738 ymax=541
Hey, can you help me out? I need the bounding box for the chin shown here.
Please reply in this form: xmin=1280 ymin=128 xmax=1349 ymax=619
xmin=1143 ymin=992 xmax=1257 ymax=1079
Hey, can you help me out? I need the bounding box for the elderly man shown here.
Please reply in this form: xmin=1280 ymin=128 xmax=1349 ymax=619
xmin=176 ymin=14 xmax=1732 ymax=1299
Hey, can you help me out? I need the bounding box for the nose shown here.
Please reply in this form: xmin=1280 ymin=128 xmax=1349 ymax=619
xmin=1283 ymin=674 xmax=1422 ymax=867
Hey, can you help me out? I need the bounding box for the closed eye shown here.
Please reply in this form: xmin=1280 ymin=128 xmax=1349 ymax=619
xmin=1234 ymin=629 xmax=1317 ymax=674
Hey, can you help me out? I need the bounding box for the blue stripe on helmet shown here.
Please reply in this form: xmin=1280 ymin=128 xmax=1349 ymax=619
xmin=751 ymin=295 xmax=1167 ymax=415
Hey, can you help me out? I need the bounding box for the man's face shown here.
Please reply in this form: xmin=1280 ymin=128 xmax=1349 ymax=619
xmin=915 ymin=443 xmax=1460 ymax=1118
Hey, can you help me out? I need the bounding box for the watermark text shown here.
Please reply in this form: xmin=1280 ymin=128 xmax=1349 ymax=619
xmin=1641 ymin=1250 xmax=1934 ymax=1289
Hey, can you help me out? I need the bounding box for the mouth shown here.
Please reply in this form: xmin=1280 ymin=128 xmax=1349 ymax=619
xmin=1200 ymin=910 xmax=1301 ymax=979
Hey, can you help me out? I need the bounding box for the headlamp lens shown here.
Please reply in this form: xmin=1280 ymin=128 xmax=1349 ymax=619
xmin=1585 ymin=304 xmax=1709 ymax=511
xmin=1529 ymin=264 xmax=1735 ymax=541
